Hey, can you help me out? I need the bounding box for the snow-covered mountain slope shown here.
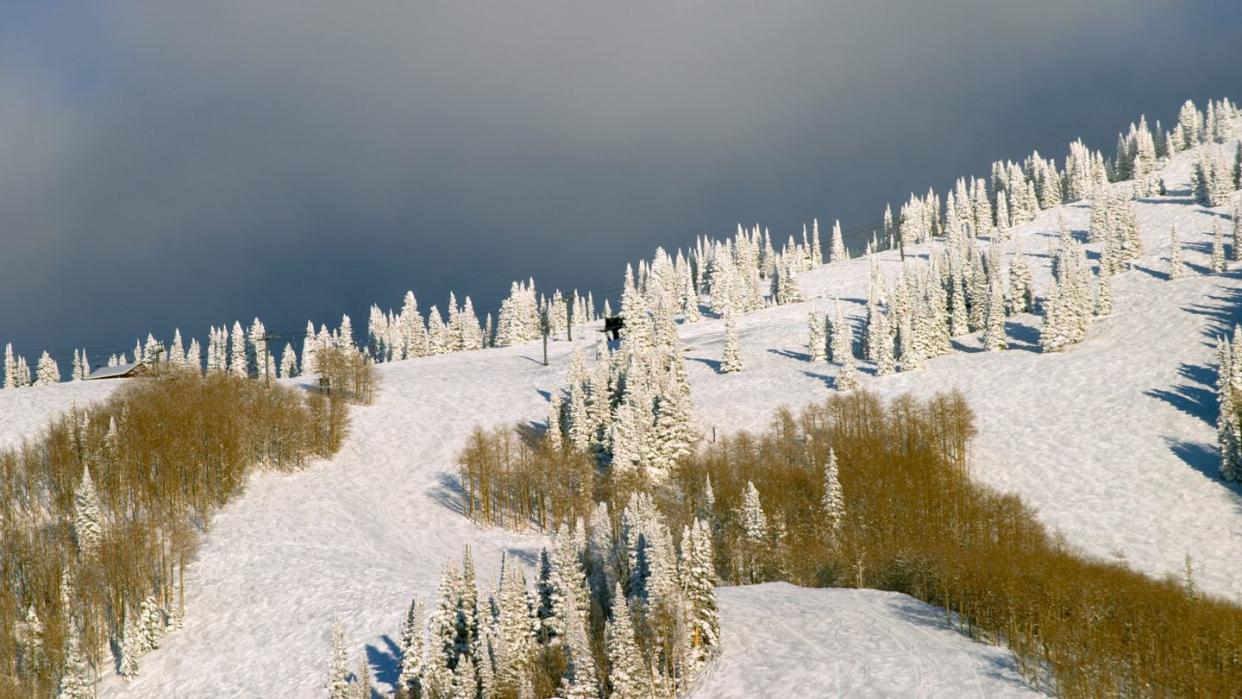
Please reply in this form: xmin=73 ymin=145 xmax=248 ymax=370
xmin=691 ymin=583 xmax=1038 ymax=698
xmin=675 ymin=142 xmax=1242 ymax=601
xmin=4 ymin=137 xmax=1239 ymax=696
xmin=0 ymin=379 xmax=116 ymax=449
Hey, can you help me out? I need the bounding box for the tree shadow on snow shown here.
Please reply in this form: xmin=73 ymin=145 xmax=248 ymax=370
xmin=801 ymin=370 xmax=838 ymax=390
xmin=502 ymin=546 xmax=541 ymax=568
xmin=950 ymin=338 xmax=985 ymax=354
xmin=882 ymin=595 xmax=1037 ymax=693
xmin=1164 ymin=439 xmax=1242 ymax=508
xmin=1145 ymin=385 xmax=1218 ymax=425
xmin=364 ymin=635 xmax=402 ymax=697
xmin=1132 ymin=264 xmax=1171 ymax=282
xmin=687 ymin=356 xmax=723 ymax=372
xmin=1179 ymin=363 xmax=1216 ymax=386
xmin=1202 ymin=208 xmax=1237 ymax=224
xmin=1137 ymin=194 xmax=1197 ymax=205
xmin=1180 ymin=278 xmax=1242 ymax=339
xmin=1003 ymin=320 xmax=1041 ymax=352
xmin=768 ymin=348 xmax=811 ymax=362
xmin=430 ymin=473 xmax=468 ymax=517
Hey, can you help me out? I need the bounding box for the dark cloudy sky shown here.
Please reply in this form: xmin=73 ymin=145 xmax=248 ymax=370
xmin=2 ymin=1 xmax=1239 ymax=365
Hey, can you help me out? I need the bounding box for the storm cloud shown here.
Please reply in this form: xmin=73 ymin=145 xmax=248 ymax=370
xmin=1 ymin=1 xmax=1239 ymax=362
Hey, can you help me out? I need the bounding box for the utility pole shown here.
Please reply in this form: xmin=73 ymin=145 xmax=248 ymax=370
xmin=150 ymin=344 xmax=165 ymax=376
xmin=541 ymin=308 xmax=550 ymax=367
xmin=260 ymin=334 xmax=281 ymax=387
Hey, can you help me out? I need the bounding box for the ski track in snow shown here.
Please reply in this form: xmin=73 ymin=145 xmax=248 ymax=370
xmin=2 ymin=141 xmax=1241 ymax=696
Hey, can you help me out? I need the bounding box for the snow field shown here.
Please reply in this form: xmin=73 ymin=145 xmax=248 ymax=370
xmin=2 ymin=130 xmax=1240 ymax=697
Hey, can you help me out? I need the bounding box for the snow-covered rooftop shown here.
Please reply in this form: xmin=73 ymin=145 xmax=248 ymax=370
xmin=85 ymin=362 xmax=145 ymax=380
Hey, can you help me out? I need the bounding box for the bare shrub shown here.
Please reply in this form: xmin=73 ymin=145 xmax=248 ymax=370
xmin=463 ymin=389 xmax=1242 ymax=697
xmin=315 ymin=348 xmax=376 ymax=406
xmin=0 ymin=368 xmax=350 ymax=696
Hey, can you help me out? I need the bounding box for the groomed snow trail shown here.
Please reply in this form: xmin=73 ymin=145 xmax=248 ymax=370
xmin=691 ymin=583 xmax=1040 ymax=698
xmin=0 ymin=379 xmax=116 ymax=449
xmin=2 ymin=137 xmax=1238 ymax=696
xmin=89 ymin=345 xmax=582 ymax=697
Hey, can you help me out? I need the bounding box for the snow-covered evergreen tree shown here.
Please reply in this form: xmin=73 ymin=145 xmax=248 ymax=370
xmin=871 ymin=306 xmax=896 ymax=376
xmin=170 ymin=329 xmax=186 ymax=367
xmin=396 ymin=596 xmax=426 ymax=699
xmin=1193 ymin=148 xmax=1232 ymax=207
xmin=1218 ymin=333 xmax=1242 ymax=481
xmin=1095 ymin=272 xmax=1114 ymax=316
xmin=352 ymin=656 xmax=372 ymax=699
xmin=1234 ymin=142 xmax=1242 ymax=190
xmin=1177 ymin=99 xmax=1203 ymax=151
xmin=73 ymin=466 xmax=102 ymax=557
xmin=301 ymin=321 xmax=320 ymax=375
xmin=830 ymin=219 xmax=847 ymax=262
xmin=427 ymin=307 xmax=448 ymax=355
xmin=34 ymin=351 xmax=60 ymax=386
xmin=451 ymin=652 xmax=477 ymax=699
xmin=828 ymin=302 xmax=850 ymax=365
xmin=4 ymin=343 xmax=16 ymax=389
xmin=15 ymin=355 xmax=31 ymax=387
xmin=328 ymin=620 xmax=351 ymax=699
xmin=139 ymin=596 xmax=164 ymax=651
xmin=1232 ymin=203 xmax=1242 ymax=263
xmin=1169 ymin=224 xmax=1188 ymax=279
xmin=248 ymin=317 xmax=268 ymax=377
xmin=1041 ymin=237 xmax=1093 ymax=352
xmin=739 ymin=481 xmax=768 ymax=583
xmin=1008 ymin=251 xmax=1033 ymax=314
xmin=493 ymin=563 xmax=534 ymax=694
xmin=822 ymin=449 xmax=845 ymax=537
xmin=230 ymin=321 xmax=248 ymax=377
xmin=120 ymin=605 xmax=141 ymax=680
xmin=835 ymin=322 xmax=859 ymax=391
xmin=682 ymin=518 xmax=719 ymax=665
xmin=604 ymin=583 xmax=651 ymax=699
xmin=57 ymin=618 xmax=93 ymax=699
xmin=337 ymin=314 xmax=355 ymax=352
xmin=1212 ymin=221 xmax=1228 ymax=273
xmin=280 ymin=344 xmax=298 ymax=378
xmin=740 ymin=483 xmax=767 ymax=540
xmin=982 ymin=278 xmax=1008 ymax=351
xmin=186 ymin=339 xmax=202 ymax=374
xmin=807 ymin=311 xmax=826 ymax=362
xmin=948 ymin=268 xmax=969 ymax=337
xmin=721 ymin=310 xmax=742 ymax=373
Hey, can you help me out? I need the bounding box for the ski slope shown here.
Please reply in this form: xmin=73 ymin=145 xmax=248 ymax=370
xmin=677 ymin=141 xmax=1242 ymax=600
xmin=692 ymin=583 xmax=1037 ymax=698
xmin=2 ymin=135 xmax=1240 ymax=696
xmin=0 ymin=379 xmax=116 ymax=449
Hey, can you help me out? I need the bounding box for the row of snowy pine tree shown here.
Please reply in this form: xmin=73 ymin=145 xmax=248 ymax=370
xmin=332 ymin=498 xmax=719 ymax=699
xmin=9 ymin=99 xmax=1234 ymax=393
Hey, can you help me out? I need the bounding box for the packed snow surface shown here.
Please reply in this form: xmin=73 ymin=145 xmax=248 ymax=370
xmin=691 ymin=583 xmax=1039 ymax=698
xmin=3 ymin=137 xmax=1241 ymax=696
xmin=0 ymin=379 xmax=116 ymax=449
